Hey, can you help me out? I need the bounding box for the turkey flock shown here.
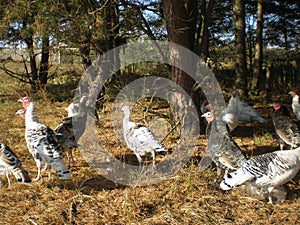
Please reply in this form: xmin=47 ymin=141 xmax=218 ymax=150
xmin=1 ymin=90 xmax=300 ymax=204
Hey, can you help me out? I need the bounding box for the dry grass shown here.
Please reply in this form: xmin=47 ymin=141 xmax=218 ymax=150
xmin=0 ymin=71 xmax=299 ymax=225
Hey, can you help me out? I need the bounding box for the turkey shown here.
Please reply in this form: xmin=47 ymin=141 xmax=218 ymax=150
xmin=200 ymin=100 xmax=210 ymax=115
xmin=270 ymin=102 xmax=300 ymax=150
xmin=220 ymin=146 xmax=300 ymax=204
xmin=202 ymin=111 xmax=246 ymax=176
xmin=232 ymin=90 xmax=265 ymax=124
xmin=54 ymin=95 xmax=88 ymax=164
xmin=120 ymin=105 xmax=168 ymax=168
xmin=17 ymin=97 xmax=71 ymax=180
xmin=202 ymin=99 xmax=238 ymax=132
xmin=200 ymin=100 xmax=211 ymax=127
xmin=0 ymin=142 xmax=31 ymax=187
xmin=65 ymin=102 xmax=79 ymax=118
xmin=66 ymin=95 xmax=100 ymax=120
xmin=288 ymin=91 xmax=300 ymax=120
xmin=220 ymin=92 xmax=239 ymax=132
xmin=65 ymin=96 xmax=88 ymax=117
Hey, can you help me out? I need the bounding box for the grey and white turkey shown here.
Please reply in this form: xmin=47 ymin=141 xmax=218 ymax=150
xmin=232 ymin=90 xmax=265 ymax=124
xmin=65 ymin=96 xmax=88 ymax=117
xmin=54 ymin=95 xmax=88 ymax=164
xmin=270 ymin=102 xmax=300 ymax=150
xmin=289 ymin=90 xmax=300 ymax=120
xmin=65 ymin=102 xmax=80 ymax=118
xmin=220 ymin=146 xmax=300 ymax=204
xmin=220 ymin=92 xmax=239 ymax=132
xmin=202 ymin=111 xmax=246 ymax=176
xmin=0 ymin=142 xmax=31 ymax=187
xmin=66 ymin=95 xmax=100 ymax=120
xmin=17 ymin=97 xmax=71 ymax=180
xmin=120 ymin=105 xmax=168 ymax=168
xmin=202 ymin=99 xmax=238 ymax=132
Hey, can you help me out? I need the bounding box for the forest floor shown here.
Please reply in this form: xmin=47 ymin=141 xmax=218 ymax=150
xmin=0 ymin=69 xmax=299 ymax=225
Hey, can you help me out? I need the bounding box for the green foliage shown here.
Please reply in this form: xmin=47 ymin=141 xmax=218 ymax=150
xmin=0 ymin=0 xmax=299 ymax=95
xmin=253 ymin=132 xmax=273 ymax=146
xmin=264 ymin=1 xmax=300 ymax=49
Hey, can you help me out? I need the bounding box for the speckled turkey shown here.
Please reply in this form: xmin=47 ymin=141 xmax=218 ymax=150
xmin=17 ymin=97 xmax=71 ymax=180
xmin=220 ymin=146 xmax=300 ymax=204
xmin=0 ymin=142 xmax=31 ymax=187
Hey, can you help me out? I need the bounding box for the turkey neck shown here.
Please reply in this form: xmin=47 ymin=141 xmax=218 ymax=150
xmin=229 ymin=97 xmax=238 ymax=110
xmin=25 ymin=102 xmax=39 ymax=123
xmin=122 ymin=109 xmax=131 ymax=130
xmin=78 ymin=103 xmax=86 ymax=115
xmin=293 ymin=95 xmax=299 ymax=102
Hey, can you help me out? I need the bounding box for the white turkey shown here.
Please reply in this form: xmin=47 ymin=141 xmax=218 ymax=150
xmin=220 ymin=146 xmax=300 ymax=204
xmin=17 ymin=97 xmax=71 ymax=180
xmin=270 ymin=102 xmax=300 ymax=150
xmin=54 ymin=95 xmax=88 ymax=164
xmin=120 ymin=105 xmax=168 ymax=168
xmin=66 ymin=95 xmax=100 ymax=120
xmin=288 ymin=91 xmax=300 ymax=120
xmin=220 ymin=92 xmax=239 ymax=132
xmin=202 ymin=99 xmax=238 ymax=132
xmin=232 ymin=90 xmax=265 ymax=124
xmin=0 ymin=142 xmax=31 ymax=187
xmin=202 ymin=111 xmax=246 ymax=176
xmin=65 ymin=96 xmax=88 ymax=117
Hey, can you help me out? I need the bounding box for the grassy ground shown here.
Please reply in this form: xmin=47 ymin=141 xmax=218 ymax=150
xmin=0 ymin=69 xmax=299 ymax=225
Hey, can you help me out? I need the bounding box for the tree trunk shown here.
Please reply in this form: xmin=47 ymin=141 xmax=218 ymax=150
xmin=246 ymin=25 xmax=253 ymax=79
xmin=25 ymin=38 xmax=38 ymax=89
xmin=163 ymin=0 xmax=197 ymax=91
xmin=233 ymin=0 xmax=248 ymax=97
xmin=252 ymin=0 xmax=263 ymax=91
xmin=162 ymin=0 xmax=199 ymax=132
xmin=106 ymin=0 xmax=121 ymax=72
xmin=196 ymin=0 xmax=216 ymax=62
xmin=39 ymin=35 xmax=50 ymax=87
xmin=79 ymin=37 xmax=92 ymax=70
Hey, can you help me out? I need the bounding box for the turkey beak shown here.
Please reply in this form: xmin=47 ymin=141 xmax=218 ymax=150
xmin=201 ymin=112 xmax=210 ymax=118
xmin=17 ymin=98 xmax=23 ymax=102
xmin=16 ymin=109 xmax=25 ymax=115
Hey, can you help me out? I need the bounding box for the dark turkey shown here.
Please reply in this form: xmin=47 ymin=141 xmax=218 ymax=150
xmin=54 ymin=96 xmax=88 ymax=164
xmin=202 ymin=112 xmax=246 ymax=176
xmin=270 ymin=102 xmax=300 ymax=150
